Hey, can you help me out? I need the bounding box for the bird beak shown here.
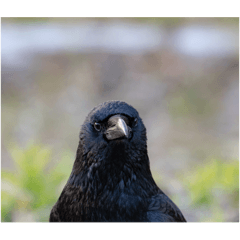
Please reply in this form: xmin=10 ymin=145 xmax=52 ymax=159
xmin=105 ymin=115 xmax=130 ymax=140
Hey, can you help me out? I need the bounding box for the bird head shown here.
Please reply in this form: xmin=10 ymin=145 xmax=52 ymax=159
xmin=78 ymin=101 xmax=148 ymax=166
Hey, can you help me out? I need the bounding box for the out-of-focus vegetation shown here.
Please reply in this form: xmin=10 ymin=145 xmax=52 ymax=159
xmin=1 ymin=143 xmax=72 ymax=222
xmin=2 ymin=143 xmax=238 ymax=222
xmin=152 ymin=158 xmax=239 ymax=222
xmin=182 ymin=158 xmax=239 ymax=221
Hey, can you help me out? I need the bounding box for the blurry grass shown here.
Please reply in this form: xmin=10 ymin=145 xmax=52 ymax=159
xmin=153 ymin=158 xmax=239 ymax=222
xmin=2 ymin=143 xmax=238 ymax=222
xmin=189 ymin=159 xmax=239 ymax=206
xmin=183 ymin=158 xmax=239 ymax=221
xmin=1 ymin=143 xmax=72 ymax=222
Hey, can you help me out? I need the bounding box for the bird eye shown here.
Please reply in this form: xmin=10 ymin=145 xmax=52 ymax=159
xmin=133 ymin=118 xmax=138 ymax=127
xmin=94 ymin=122 xmax=101 ymax=131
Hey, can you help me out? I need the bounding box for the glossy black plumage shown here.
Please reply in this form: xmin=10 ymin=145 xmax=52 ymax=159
xmin=49 ymin=101 xmax=186 ymax=222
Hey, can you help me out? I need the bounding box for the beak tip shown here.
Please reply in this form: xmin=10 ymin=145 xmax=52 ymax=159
xmin=118 ymin=118 xmax=129 ymax=138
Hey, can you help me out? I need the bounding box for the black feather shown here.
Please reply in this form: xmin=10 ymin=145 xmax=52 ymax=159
xmin=49 ymin=100 xmax=186 ymax=222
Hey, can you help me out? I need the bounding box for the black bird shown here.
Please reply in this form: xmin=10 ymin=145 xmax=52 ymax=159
xmin=50 ymin=101 xmax=186 ymax=222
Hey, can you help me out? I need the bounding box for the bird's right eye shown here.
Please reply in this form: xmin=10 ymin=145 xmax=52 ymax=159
xmin=94 ymin=122 xmax=101 ymax=131
xmin=133 ymin=118 xmax=138 ymax=127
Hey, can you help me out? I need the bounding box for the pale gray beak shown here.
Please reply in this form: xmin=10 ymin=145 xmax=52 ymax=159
xmin=105 ymin=115 xmax=130 ymax=140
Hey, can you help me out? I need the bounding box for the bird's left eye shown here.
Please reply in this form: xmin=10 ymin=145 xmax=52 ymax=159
xmin=94 ymin=122 xmax=101 ymax=131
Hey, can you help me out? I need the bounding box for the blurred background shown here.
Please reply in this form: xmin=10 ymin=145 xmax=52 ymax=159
xmin=1 ymin=17 xmax=239 ymax=222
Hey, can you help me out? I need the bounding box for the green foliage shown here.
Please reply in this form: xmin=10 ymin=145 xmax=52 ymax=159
xmin=185 ymin=158 xmax=239 ymax=221
xmin=1 ymin=143 xmax=72 ymax=222
xmin=2 ymin=142 xmax=238 ymax=222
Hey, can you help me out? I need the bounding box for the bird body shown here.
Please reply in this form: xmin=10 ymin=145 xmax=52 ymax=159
xmin=50 ymin=101 xmax=186 ymax=222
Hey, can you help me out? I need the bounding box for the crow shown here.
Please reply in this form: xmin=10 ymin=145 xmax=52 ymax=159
xmin=50 ymin=100 xmax=186 ymax=222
